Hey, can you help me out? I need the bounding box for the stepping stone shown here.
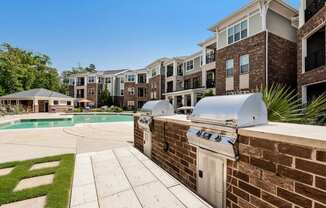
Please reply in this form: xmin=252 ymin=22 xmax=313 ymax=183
xmin=0 ymin=167 xmax=14 ymax=176
xmin=30 ymin=161 xmax=60 ymax=171
xmin=14 ymin=174 xmax=54 ymax=191
xmin=1 ymin=196 xmax=46 ymax=208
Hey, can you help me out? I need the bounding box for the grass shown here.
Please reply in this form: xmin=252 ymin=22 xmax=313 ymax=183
xmin=0 ymin=154 xmax=75 ymax=208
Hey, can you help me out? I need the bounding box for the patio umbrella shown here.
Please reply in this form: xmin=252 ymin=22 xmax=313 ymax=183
xmin=78 ymin=99 xmax=93 ymax=104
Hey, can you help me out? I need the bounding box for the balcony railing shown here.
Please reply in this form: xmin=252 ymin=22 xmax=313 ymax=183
xmin=167 ymin=70 xmax=174 ymax=77
xmin=206 ymin=79 xmax=215 ymax=88
xmin=305 ymin=49 xmax=325 ymax=71
xmin=305 ymin=0 xmax=326 ymax=22
xmin=76 ymin=82 xmax=85 ymax=86
xmin=206 ymin=54 xmax=216 ymax=64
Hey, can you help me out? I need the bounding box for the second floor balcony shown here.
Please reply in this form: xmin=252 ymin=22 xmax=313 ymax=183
xmin=206 ymin=53 xmax=216 ymax=64
xmin=206 ymin=79 xmax=215 ymax=88
xmin=305 ymin=48 xmax=325 ymax=71
xmin=305 ymin=0 xmax=326 ymax=22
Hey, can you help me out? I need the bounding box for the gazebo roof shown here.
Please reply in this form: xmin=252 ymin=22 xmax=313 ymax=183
xmin=0 ymin=88 xmax=73 ymax=100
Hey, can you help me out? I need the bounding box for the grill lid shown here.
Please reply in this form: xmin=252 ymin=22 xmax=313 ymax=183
xmin=190 ymin=93 xmax=267 ymax=128
xmin=141 ymin=100 xmax=174 ymax=117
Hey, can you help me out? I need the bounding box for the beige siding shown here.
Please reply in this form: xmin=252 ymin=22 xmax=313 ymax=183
xmin=267 ymin=10 xmax=297 ymax=42
xmin=218 ymin=30 xmax=227 ymax=49
xmin=249 ymin=13 xmax=262 ymax=36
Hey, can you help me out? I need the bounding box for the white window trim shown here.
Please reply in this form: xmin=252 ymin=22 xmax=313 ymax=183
xmin=227 ymin=19 xmax=249 ymax=45
xmin=226 ymin=59 xmax=234 ymax=78
xmin=240 ymin=54 xmax=250 ymax=75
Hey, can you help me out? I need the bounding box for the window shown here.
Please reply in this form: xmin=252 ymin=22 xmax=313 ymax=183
xmin=69 ymin=79 xmax=75 ymax=85
xmin=88 ymin=88 xmax=95 ymax=95
xmin=98 ymin=77 xmax=104 ymax=84
xmin=138 ymin=88 xmax=146 ymax=97
xmin=67 ymin=101 xmax=72 ymax=106
xmin=105 ymin=77 xmax=111 ymax=84
xmin=151 ymin=68 xmax=157 ymax=77
xmin=88 ymin=76 xmax=95 ymax=83
xmin=121 ymin=89 xmax=124 ymax=96
xmin=226 ymin=59 xmax=234 ymax=77
xmin=128 ymin=87 xmax=135 ymax=96
xmin=186 ymin=60 xmax=194 ymax=71
xmin=227 ymin=20 xmax=248 ymax=44
xmin=127 ymin=75 xmax=135 ymax=82
xmin=240 ymin=55 xmax=249 ymax=74
xmin=59 ymin=100 xmax=66 ymax=105
xmin=53 ymin=100 xmax=59 ymax=105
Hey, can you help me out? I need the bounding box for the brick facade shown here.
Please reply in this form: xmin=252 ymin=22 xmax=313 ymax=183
xmin=86 ymin=83 xmax=97 ymax=106
xmin=134 ymin=116 xmax=326 ymax=208
xmin=149 ymin=75 xmax=165 ymax=100
xmin=297 ymin=6 xmax=326 ymax=95
xmin=216 ymin=31 xmax=297 ymax=95
xmin=124 ymin=82 xmax=149 ymax=109
xmin=216 ymin=32 xmax=266 ymax=95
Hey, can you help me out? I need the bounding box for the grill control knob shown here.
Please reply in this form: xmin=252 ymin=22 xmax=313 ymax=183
xmin=214 ymin=135 xmax=222 ymax=142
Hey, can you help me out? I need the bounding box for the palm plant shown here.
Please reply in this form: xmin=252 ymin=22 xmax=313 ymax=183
xmin=259 ymin=84 xmax=326 ymax=125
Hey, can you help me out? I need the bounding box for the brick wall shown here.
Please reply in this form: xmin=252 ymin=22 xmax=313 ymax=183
xmin=268 ymin=33 xmax=297 ymax=89
xmin=149 ymin=75 xmax=165 ymax=100
xmin=216 ymin=32 xmax=266 ymax=95
xmin=133 ymin=116 xmax=197 ymax=191
xmin=123 ymin=83 xmax=149 ymax=109
xmin=297 ymin=7 xmax=326 ymax=94
xmin=227 ymin=135 xmax=326 ymax=208
xmin=134 ymin=116 xmax=326 ymax=208
xmin=86 ymin=83 xmax=97 ymax=105
xmin=134 ymin=116 xmax=144 ymax=152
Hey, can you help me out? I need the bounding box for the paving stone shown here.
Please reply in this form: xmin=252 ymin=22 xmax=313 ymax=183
xmin=14 ymin=174 xmax=54 ymax=191
xmin=71 ymin=201 xmax=99 ymax=208
xmin=1 ymin=196 xmax=46 ymax=208
xmin=99 ymin=190 xmax=142 ymax=208
xmin=71 ymin=183 xmax=97 ymax=207
xmin=169 ymin=185 xmax=212 ymax=208
xmin=122 ymin=164 xmax=157 ymax=187
xmin=134 ymin=181 xmax=186 ymax=208
xmin=0 ymin=167 xmax=14 ymax=176
xmin=30 ymin=161 xmax=60 ymax=171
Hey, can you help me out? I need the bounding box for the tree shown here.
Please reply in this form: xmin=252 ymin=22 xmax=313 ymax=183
xmin=99 ymin=84 xmax=113 ymax=107
xmin=85 ymin=64 xmax=96 ymax=72
xmin=0 ymin=43 xmax=61 ymax=95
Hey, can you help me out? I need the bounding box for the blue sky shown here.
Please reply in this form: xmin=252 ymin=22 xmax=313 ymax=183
xmin=1 ymin=0 xmax=298 ymax=72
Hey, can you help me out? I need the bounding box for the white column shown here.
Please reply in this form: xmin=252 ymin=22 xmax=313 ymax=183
xmin=202 ymin=48 xmax=207 ymax=65
xmin=191 ymin=92 xmax=196 ymax=107
xmin=182 ymin=95 xmax=185 ymax=106
xmin=202 ymin=69 xmax=207 ymax=89
xmin=259 ymin=0 xmax=270 ymax=31
xmin=173 ymin=96 xmax=177 ymax=109
xmin=299 ymin=0 xmax=306 ymax=28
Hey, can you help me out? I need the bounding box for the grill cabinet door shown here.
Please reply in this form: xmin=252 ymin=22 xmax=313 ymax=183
xmin=198 ymin=148 xmax=225 ymax=208
xmin=143 ymin=131 xmax=152 ymax=158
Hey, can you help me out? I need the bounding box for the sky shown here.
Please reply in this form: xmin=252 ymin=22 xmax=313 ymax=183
xmin=1 ymin=0 xmax=298 ymax=72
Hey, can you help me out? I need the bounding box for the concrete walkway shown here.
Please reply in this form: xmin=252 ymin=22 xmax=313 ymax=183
xmin=71 ymin=147 xmax=212 ymax=208
xmin=0 ymin=122 xmax=133 ymax=163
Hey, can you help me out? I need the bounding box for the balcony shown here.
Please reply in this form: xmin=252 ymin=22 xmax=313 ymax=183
xmin=206 ymin=53 xmax=216 ymax=64
xmin=76 ymin=82 xmax=85 ymax=86
xmin=206 ymin=79 xmax=215 ymax=88
xmin=305 ymin=0 xmax=326 ymax=22
xmin=305 ymin=49 xmax=325 ymax=71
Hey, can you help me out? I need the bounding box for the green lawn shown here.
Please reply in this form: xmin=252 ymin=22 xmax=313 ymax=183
xmin=0 ymin=154 xmax=75 ymax=208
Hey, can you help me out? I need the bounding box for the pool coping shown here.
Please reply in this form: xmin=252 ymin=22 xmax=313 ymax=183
xmin=0 ymin=113 xmax=133 ymax=131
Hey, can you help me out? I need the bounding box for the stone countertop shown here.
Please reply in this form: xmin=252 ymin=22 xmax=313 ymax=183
xmin=149 ymin=115 xmax=326 ymax=148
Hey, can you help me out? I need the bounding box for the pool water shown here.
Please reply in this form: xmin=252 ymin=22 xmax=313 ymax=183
xmin=0 ymin=114 xmax=133 ymax=130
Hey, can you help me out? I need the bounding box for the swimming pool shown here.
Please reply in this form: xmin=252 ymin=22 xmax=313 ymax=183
xmin=0 ymin=114 xmax=133 ymax=130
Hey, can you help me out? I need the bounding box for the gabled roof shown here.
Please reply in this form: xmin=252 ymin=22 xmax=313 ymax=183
xmin=0 ymin=88 xmax=73 ymax=100
xmin=102 ymin=69 xmax=128 ymax=75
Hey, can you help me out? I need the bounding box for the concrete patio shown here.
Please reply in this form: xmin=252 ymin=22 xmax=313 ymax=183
xmin=71 ymin=147 xmax=212 ymax=208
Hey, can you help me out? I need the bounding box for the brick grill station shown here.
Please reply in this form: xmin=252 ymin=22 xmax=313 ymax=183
xmin=134 ymin=115 xmax=326 ymax=208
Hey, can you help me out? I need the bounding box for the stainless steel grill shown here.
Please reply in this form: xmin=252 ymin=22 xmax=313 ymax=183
xmin=138 ymin=100 xmax=174 ymax=157
xmin=187 ymin=93 xmax=267 ymax=160
xmin=138 ymin=100 xmax=174 ymax=131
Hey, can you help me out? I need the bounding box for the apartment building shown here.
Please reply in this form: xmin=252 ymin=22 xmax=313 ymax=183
xmin=298 ymin=0 xmax=326 ymax=103
xmin=147 ymin=58 xmax=169 ymax=100
xmin=68 ymin=69 xmax=127 ymax=107
xmin=123 ymin=69 xmax=149 ymax=110
xmin=164 ymin=52 xmax=206 ymax=109
xmin=208 ymin=0 xmax=298 ymax=95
